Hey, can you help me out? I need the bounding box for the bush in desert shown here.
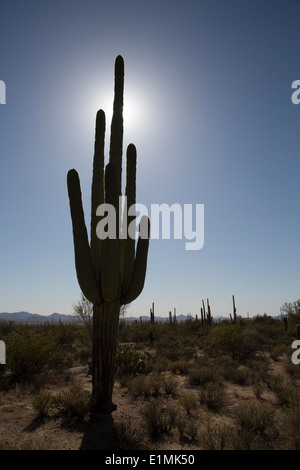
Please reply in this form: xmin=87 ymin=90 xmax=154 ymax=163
xmin=231 ymin=400 xmax=277 ymax=450
xmin=5 ymin=328 xmax=67 ymax=382
xmin=208 ymin=324 xmax=261 ymax=362
xmin=52 ymin=383 xmax=91 ymax=420
xmin=140 ymin=398 xmax=169 ymax=438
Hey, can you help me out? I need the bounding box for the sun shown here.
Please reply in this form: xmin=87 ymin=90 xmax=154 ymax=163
xmin=98 ymin=88 xmax=144 ymax=135
xmin=80 ymin=80 xmax=153 ymax=154
xmin=123 ymin=91 xmax=140 ymax=130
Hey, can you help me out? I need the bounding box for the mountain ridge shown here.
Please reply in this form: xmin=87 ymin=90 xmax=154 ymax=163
xmin=0 ymin=311 xmax=284 ymax=324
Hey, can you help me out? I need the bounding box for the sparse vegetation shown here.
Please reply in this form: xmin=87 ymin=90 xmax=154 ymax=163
xmin=140 ymin=398 xmax=168 ymax=438
xmin=1 ymin=307 xmax=300 ymax=449
xmin=31 ymin=391 xmax=53 ymax=418
xmin=52 ymin=383 xmax=91 ymax=420
xmin=178 ymin=391 xmax=198 ymax=415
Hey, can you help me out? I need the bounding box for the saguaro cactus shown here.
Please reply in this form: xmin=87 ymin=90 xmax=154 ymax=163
xmin=67 ymin=56 xmax=150 ymax=412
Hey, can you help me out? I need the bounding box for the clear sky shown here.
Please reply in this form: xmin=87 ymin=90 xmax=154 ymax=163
xmin=0 ymin=0 xmax=300 ymax=319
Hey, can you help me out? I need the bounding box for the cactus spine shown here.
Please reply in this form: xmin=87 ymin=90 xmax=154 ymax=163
xmin=67 ymin=56 xmax=150 ymax=412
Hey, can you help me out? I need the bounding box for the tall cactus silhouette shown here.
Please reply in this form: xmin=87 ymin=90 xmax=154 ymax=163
xmin=67 ymin=56 xmax=150 ymax=412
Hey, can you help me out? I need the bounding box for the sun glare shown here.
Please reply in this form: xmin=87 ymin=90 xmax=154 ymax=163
xmin=79 ymin=79 xmax=155 ymax=156
xmin=98 ymin=87 xmax=146 ymax=138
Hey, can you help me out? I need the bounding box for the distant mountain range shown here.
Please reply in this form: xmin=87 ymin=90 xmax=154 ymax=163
xmin=0 ymin=311 xmax=222 ymax=324
xmin=0 ymin=311 xmax=77 ymax=323
xmin=0 ymin=311 xmax=284 ymax=324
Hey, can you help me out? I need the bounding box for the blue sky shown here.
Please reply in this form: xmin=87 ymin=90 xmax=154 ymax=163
xmin=0 ymin=0 xmax=300 ymax=319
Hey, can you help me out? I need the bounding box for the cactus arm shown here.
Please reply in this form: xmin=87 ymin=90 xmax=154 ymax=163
xmin=100 ymin=163 xmax=120 ymax=302
xmin=121 ymin=216 xmax=150 ymax=305
xmin=120 ymin=143 xmax=137 ymax=295
xmin=90 ymin=109 xmax=106 ymax=282
xmin=67 ymin=169 xmax=102 ymax=304
xmin=109 ymin=55 xmax=124 ymax=199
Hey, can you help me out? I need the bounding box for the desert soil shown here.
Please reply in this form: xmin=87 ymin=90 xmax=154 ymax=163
xmin=0 ymin=355 xmax=287 ymax=451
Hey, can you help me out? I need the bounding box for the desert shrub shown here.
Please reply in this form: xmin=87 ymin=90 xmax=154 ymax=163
xmin=280 ymin=403 xmax=300 ymax=449
xmin=140 ymin=398 xmax=168 ymax=438
xmin=234 ymin=401 xmax=275 ymax=434
xmin=198 ymin=421 xmax=235 ymax=450
xmin=162 ymin=375 xmax=177 ymax=396
xmin=252 ymin=380 xmax=265 ymax=400
xmin=166 ymin=404 xmax=180 ymax=426
xmin=0 ymin=364 xmax=6 ymax=380
xmin=283 ymin=356 xmax=300 ymax=380
xmin=31 ymin=391 xmax=53 ymax=418
xmin=250 ymin=320 xmax=287 ymax=346
xmin=187 ymin=365 xmax=217 ymax=386
xmin=53 ymin=383 xmax=90 ymax=420
xmin=178 ymin=392 xmax=198 ymax=415
xmin=115 ymin=345 xmax=151 ymax=377
xmin=176 ymin=415 xmax=198 ymax=441
xmin=155 ymin=336 xmax=195 ymax=362
xmin=209 ymin=325 xmax=261 ymax=362
xmin=151 ymin=356 xmax=172 ymax=373
xmin=268 ymin=374 xmax=299 ymax=407
xmin=169 ymin=359 xmax=193 ymax=375
xmin=128 ymin=373 xmax=162 ymax=398
xmin=198 ymin=381 xmax=226 ymax=412
xmin=175 ymin=414 xmax=187 ymax=440
xmin=230 ymin=365 xmax=252 ymax=386
xmin=231 ymin=401 xmax=277 ymax=449
xmin=215 ymin=354 xmax=237 ymax=380
xmin=116 ymin=418 xmax=142 ymax=450
xmin=147 ymin=373 xmax=161 ymax=396
xmin=51 ymin=323 xmax=77 ymax=347
xmin=129 ymin=322 xmax=154 ymax=343
xmin=155 ymin=338 xmax=183 ymax=362
xmin=127 ymin=375 xmax=148 ymax=397
xmin=5 ymin=328 xmax=66 ymax=382
xmin=245 ymin=355 xmax=271 ymax=383
xmin=0 ymin=320 xmax=16 ymax=338
xmin=185 ymin=420 xmax=198 ymax=441
xmin=270 ymin=344 xmax=289 ymax=361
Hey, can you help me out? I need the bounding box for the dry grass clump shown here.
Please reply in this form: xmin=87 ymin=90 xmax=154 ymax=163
xmin=198 ymin=381 xmax=226 ymax=412
xmin=31 ymin=391 xmax=53 ymax=418
xmin=197 ymin=420 xmax=235 ymax=450
xmin=32 ymin=383 xmax=91 ymax=421
xmin=230 ymin=400 xmax=277 ymax=450
xmin=140 ymin=398 xmax=170 ymax=439
xmin=177 ymin=391 xmax=198 ymax=415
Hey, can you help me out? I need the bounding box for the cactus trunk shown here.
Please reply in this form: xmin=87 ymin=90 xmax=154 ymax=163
xmin=91 ymin=301 xmax=120 ymax=412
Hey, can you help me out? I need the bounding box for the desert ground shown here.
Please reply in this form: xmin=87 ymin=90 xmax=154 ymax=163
xmin=0 ymin=316 xmax=299 ymax=451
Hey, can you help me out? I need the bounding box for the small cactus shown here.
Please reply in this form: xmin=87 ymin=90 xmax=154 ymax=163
xmin=232 ymin=295 xmax=237 ymax=324
xmin=150 ymin=302 xmax=155 ymax=324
